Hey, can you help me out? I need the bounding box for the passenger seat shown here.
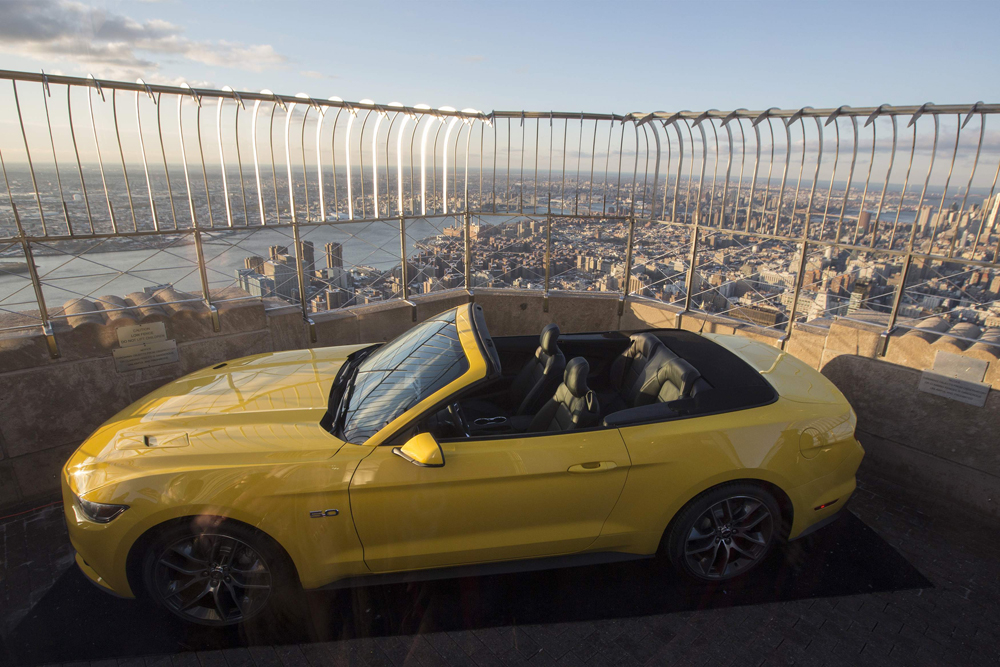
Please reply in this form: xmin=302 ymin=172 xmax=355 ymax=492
xmin=527 ymin=357 xmax=600 ymax=432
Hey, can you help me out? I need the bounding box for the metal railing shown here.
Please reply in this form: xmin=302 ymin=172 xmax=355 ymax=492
xmin=1 ymin=69 xmax=998 ymax=358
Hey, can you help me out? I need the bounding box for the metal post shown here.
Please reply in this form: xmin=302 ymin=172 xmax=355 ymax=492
xmin=191 ymin=228 xmax=220 ymax=332
xmin=464 ymin=210 xmax=473 ymax=299
xmin=782 ymin=239 xmax=810 ymax=350
xmin=682 ymin=226 xmax=699 ymax=317
xmin=619 ymin=215 xmax=636 ymax=316
xmin=400 ymin=213 xmax=415 ymax=321
xmin=543 ymin=214 xmax=552 ymax=312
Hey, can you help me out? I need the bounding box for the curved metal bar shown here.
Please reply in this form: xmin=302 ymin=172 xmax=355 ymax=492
xmin=682 ymin=119 xmax=695 ymax=224
xmin=519 ymin=113 xmax=526 ymax=213
xmin=40 ymin=74 xmax=71 ymax=233
xmin=86 ymin=78 xmax=115 ymax=232
xmin=464 ymin=117 xmax=474 ymax=210
xmin=283 ymin=98 xmax=299 ymax=220
xmin=215 ymin=92 xmax=233 ymax=227
xmin=299 ymin=97 xmax=315 ymax=221
xmin=665 ymin=120 xmax=684 ymax=222
xmin=506 ymin=117 xmax=512 ymax=212
xmin=419 ymin=111 xmax=438 ymax=216
xmin=928 ymin=114 xmax=961 ymax=250
xmin=560 ymin=118 xmax=569 ymax=215
xmin=870 ymin=111 xmax=897 ymax=246
xmin=803 ymin=116 xmax=825 ymax=237
xmin=250 ymin=94 xmax=268 ymax=224
xmin=787 ymin=116 xmax=807 ymax=228
xmin=588 ymin=118 xmax=598 ymax=215
xmin=328 ymin=98 xmax=345 ymax=220
xmin=409 ymin=112 xmax=424 ymax=215
xmin=646 ymin=122 xmax=661 ymax=221
xmin=694 ymin=119 xmax=708 ymax=224
xmin=905 ymin=111 xmax=940 ymax=253
xmin=772 ymin=118 xmax=791 ymax=235
xmin=176 ymin=91 xmax=198 ymax=228
xmin=659 ymin=120 xmax=673 ymax=220
xmin=110 ymin=89 xmax=138 ymax=230
xmin=372 ymin=107 xmax=388 ymax=218
xmin=268 ymin=98 xmax=282 ymax=223
xmin=745 ymin=116 xmax=762 ymax=232
xmin=396 ymin=110 xmax=411 ymax=216
xmin=344 ymin=106 xmax=357 ymax=219
xmin=734 ymin=116 xmax=747 ymax=229
xmin=431 ymin=119 xmax=445 ymax=214
xmin=952 ymin=110 xmax=985 ymax=258
xmin=314 ymin=100 xmax=329 ymax=220
xmin=358 ymin=107 xmax=374 ymax=220
xmin=11 ymin=81 xmax=46 ymax=234
xmin=853 ymin=111 xmax=878 ymax=245
xmin=150 ymin=93 xmax=178 ymax=230
xmin=887 ymin=121 xmax=919 ymax=249
xmin=66 ymin=85 xmax=95 ymax=233
xmin=442 ymin=111 xmax=459 ymax=214
xmin=614 ymin=119 xmax=626 ymax=214
xmin=638 ymin=122 xmax=651 ymax=218
xmin=602 ymin=117 xmax=613 ymax=216
xmin=574 ymin=113 xmax=583 ymax=216
xmin=818 ymin=112 xmax=842 ymax=240
xmin=492 ymin=115 xmax=499 ymax=213
xmin=548 ymin=112 xmax=554 ymax=214
xmin=231 ymin=89 xmax=249 ymax=226
xmin=134 ymin=81 xmax=158 ymax=231
xmin=833 ymin=112 xmax=859 ymax=242
xmin=184 ymin=86 xmax=215 ymax=228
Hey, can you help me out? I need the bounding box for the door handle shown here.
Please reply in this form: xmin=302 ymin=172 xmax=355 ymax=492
xmin=568 ymin=461 xmax=617 ymax=473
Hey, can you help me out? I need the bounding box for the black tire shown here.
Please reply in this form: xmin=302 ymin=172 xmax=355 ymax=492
xmin=140 ymin=518 xmax=295 ymax=626
xmin=665 ymin=482 xmax=781 ymax=582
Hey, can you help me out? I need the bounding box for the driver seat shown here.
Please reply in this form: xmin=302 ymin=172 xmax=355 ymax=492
xmin=508 ymin=323 xmax=566 ymax=416
xmin=527 ymin=357 xmax=600 ymax=432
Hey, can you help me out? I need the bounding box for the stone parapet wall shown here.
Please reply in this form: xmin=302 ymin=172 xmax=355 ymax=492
xmin=0 ymin=289 xmax=996 ymax=517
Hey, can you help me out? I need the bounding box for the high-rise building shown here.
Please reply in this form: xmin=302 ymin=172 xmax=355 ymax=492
xmin=300 ymin=240 xmax=315 ymax=273
xmin=244 ymin=256 xmax=265 ymax=273
xmin=325 ymin=242 xmax=344 ymax=269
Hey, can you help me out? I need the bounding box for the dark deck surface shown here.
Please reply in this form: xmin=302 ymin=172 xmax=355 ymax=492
xmin=1 ymin=473 xmax=998 ymax=667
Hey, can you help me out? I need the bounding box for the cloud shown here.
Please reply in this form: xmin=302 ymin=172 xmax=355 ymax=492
xmin=0 ymin=0 xmax=287 ymax=80
xmin=463 ymin=55 xmax=486 ymax=63
xmin=300 ymin=70 xmax=339 ymax=80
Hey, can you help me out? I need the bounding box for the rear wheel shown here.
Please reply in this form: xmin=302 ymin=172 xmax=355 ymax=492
xmin=140 ymin=521 xmax=291 ymax=626
xmin=665 ymin=482 xmax=781 ymax=582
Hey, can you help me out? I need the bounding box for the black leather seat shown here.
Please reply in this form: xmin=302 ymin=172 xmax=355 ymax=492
xmin=602 ymin=333 xmax=712 ymax=412
xmin=507 ymin=323 xmax=566 ymax=416
xmin=654 ymin=356 xmax=710 ymax=402
xmin=527 ymin=357 xmax=600 ymax=432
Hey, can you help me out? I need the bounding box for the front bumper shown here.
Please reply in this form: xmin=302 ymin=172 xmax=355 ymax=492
xmin=74 ymin=552 xmax=128 ymax=598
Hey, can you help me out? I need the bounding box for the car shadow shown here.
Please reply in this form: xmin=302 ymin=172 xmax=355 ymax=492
xmin=0 ymin=512 xmax=930 ymax=665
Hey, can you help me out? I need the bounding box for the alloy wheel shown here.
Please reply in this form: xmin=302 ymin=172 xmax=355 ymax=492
xmin=153 ymin=533 xmax=272 ymax=624
xmin=683 ymin=495 xmax=774 ymax=580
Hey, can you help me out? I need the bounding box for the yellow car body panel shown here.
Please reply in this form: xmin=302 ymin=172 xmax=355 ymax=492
xmin=63 ymin=304 xmax=863 ymax=600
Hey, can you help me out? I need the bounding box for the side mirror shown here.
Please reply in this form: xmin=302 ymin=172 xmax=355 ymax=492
xmin=392 ymin=433 xmax=445 ymax=467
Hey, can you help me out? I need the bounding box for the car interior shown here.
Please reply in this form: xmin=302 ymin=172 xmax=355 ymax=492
xmin=426 ymin=319 xmax=779 ymax=441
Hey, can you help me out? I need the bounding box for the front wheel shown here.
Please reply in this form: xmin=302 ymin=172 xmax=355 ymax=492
xmin=665 ymin=482 xmax=781 ymax=582
xmin=140 ymin=520 xmax=291 ymax=626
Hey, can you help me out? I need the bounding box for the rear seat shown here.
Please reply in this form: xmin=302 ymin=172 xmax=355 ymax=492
xmin=602 ymin=332 xmax=710 ymax=413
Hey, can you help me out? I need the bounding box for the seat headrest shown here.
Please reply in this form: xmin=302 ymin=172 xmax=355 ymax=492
xmin=563 ymin=357 xmax=590 ymax=397
xmin=630 ymin=332 xmax=661 ymax=358
xmin=657 ymin=357 xmax=701 ymax=400
xmin=539 ymin=323 xmax=560 ymax=355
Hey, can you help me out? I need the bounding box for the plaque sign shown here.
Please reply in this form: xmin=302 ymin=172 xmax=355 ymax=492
xmin=117 ymin=322 xmax=168 ymax=348
xmin=917 ymin=350 xmax=992 ymax=408
xmin=113 ymin=339 xmax=179 ymax=373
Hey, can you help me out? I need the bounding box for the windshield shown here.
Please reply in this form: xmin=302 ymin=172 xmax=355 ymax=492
xmin=341 ymin=309 xmax=468 ymax=442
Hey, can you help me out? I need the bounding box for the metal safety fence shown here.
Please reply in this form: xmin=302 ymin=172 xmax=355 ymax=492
xmin=1 ymin=69 xmax=998 ymax=358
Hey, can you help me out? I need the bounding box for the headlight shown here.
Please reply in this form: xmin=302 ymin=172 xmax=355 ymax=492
xmin=76 ymin=495 xmax=129 ymax=523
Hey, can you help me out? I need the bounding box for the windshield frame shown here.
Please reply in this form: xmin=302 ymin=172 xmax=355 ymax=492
xmin=348 ymin=304 xmax=487 ymax=447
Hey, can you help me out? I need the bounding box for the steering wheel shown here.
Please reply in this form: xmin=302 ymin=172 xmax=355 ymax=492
xmin=447 ymin=402 xmax=470 ymax=438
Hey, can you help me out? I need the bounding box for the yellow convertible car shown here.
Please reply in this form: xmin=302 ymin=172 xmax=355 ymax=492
xmin=62 ymin=303 xmax=863 ymax=626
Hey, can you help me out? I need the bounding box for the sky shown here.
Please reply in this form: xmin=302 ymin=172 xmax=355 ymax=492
xmin=0 ymin=0 xmax=998 ymax=114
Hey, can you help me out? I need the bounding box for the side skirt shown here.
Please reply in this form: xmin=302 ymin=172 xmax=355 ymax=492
xmin=313 ymin=551 xmax=655 ymax=591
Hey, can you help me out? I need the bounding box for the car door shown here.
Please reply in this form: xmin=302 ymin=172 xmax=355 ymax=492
xmin=348 ymin=429 xmax=631 ymax=573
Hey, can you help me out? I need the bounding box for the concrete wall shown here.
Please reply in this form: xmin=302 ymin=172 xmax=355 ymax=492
xmin=1 ymin=288 xmax=997 ymax=519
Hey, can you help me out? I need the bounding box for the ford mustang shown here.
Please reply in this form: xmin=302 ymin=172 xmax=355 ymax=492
xmin=62 ymin=303 xmax=863 ymax=626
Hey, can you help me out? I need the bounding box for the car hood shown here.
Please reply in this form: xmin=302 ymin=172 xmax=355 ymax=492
xmin=704 ymin=333 xmax=848 ymax=405
xmin=65 ymin=344 xmax=371 ymax=496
